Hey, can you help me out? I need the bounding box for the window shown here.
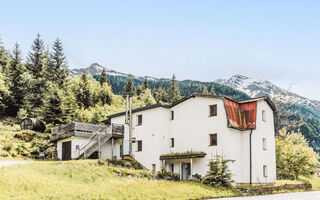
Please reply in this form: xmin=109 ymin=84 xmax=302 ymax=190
xmin=137 ymin=140 xmax=142 ymax=151
xmin=209 ymin=105 xmax=217 ymax=117
xmin=137 ymin=115 xmax=143 ymax=126
xmin=170 ymin=138 xmax=174 ymax=147
xmin=209 ymin=134 xmax=217 ymax=146
xmin=171 ymin=111 xmax=174 ymax=120
xmin=170 ymin=163 xmax=174 ymax=173
xmin=263 ymin=138 xmax=267 ymax=150
xmin=262 ymin=110 xmax=266 ymax=122
xmin=263 ymin=165 xmax=268 ymax=177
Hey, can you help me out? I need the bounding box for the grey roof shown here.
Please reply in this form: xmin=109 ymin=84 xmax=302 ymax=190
xmin=107 ymin=94 xmax=278 ymax=119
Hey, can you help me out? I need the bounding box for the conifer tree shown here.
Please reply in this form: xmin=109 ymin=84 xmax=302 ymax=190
xmin=0 ymin=38 xmax=10 ymax=76
xmin=25 ymin=34 xmax=48 ymax=115
xmin=152 ymin=87 xmax=168 ymax=103
xmin=143 ymin=78 xmax=149 ymax=90
xmin=202 ymin=155 xmax=233 ymax=188
xmin=61 ymin=86 xmax=78 ymax=123
xmin=210 ymin=85 xmax=216 ymax=95
xmin=76 ymin=72 xmax=92 ymax=108
xmin=98 ymin=82 xmax=113 ymax=105
xmin=99 ymin=69 xmax=108 ymax=86
xmin=8 ymin=43 xmax=26 ymax=115
xmin=42 ymin=86 xmax=64 ymax=125
xmin=168 ymin=74 xmax=181 ymax=104
xmin=123 ymin=76 xmax=135 ymax=97
xmin=0 ymin=66 xmax=10 ymax=115
xmin=200 ymin=84 xmax=209 ymax=95
xmin=26 ymin=34 xmax=45 ymax=78
xmin=47 ymin=38 xmax=68 ymax=87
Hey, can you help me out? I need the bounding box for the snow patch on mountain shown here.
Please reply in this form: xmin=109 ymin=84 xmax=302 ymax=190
xmin=215 ymin=74 xmax=320 ymax=109
xmin=70 ymin=63 xmax=159 ymax=81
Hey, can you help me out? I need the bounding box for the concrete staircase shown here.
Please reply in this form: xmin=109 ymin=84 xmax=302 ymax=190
xmin=78 ymin=134 xmax=112 ymax=159
xmin=123 ymin=155 xmax=148 ymax=170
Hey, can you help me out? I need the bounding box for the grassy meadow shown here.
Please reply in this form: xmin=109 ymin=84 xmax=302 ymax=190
xmin=0 ymin=160 xmax=238 ymax=200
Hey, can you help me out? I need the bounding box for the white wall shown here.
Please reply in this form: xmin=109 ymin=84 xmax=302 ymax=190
xmin=57 ymin=136 xmax=122 ymax=160
xmin=110 ymin=96 xmax=277 ymax=184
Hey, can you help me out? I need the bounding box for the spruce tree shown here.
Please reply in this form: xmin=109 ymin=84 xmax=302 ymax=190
xmin=47 ymin=38 xmax=68 ymax=87
xmin=26 ymin=34 xmax=45 ymax=78
xmin=8 ymin=43 xmax=26 ymax=115
xmin=210 ymin=85 xmax=216 ymax=95
xmin=202 ymin=155 xmax=233 ymax=188
xmin=168 ymin=74 xmax=181 ymax=104
xmin=200 ymin=85 xmax=209 ymax=95
xmin=123 ymin=76 xmax=135 ymax=97
xmin=76 ymin=72 xmax=92 ymax=108
xmin=99 ymin=69 xmax=108 ymax=86
xmin=0 ymin=66 xmax=10 ymax=115
xmin=0 ymin=38 xmax=10 ymax=76
xmin=143 ymin=78 xmax=149 ymax=90
xmin=152 ymin=87 xmax=168 ymax=103
xmin=25 ymin=34 xmax=47 ymax=115
xmin=42 ymin=86 xmax=64 ymax=125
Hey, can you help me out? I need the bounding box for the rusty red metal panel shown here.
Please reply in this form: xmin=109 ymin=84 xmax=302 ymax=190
xmin=224 ymin=98 xmax=257 ymax=130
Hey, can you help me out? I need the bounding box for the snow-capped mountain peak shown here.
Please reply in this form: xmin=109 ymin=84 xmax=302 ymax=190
xmin=215 ymin=74 xmax=320 ymax=110
xmin=70 ymin=63 xmax=159 ymax=81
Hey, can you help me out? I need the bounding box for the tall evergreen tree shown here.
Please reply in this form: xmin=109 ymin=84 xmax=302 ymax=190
xmin=168 ymin=74 xmax=181 ymax=104
xmin=152 ymin=87 xmax=168 ymax=103
xmin=123 ymin=76 xmax=135 ymax=97
xmin=8 ymin=43 xmax=26 ymax=115
xmin=210 ymin=85 xmax=216 ymax=95
xmin=42 ymin=86 xmax=64 ymax=125
xmin=76 ymin=72 xmax=92 ymax=108
xmin=99 ymin=69 xmax=108 ymax=86
xmin=143 ymin=78 xmax=149 ymax=90
xmin=0 ymin=38 xmax=9 ymax=76
xmin=47 ymin=38 xmax=69 ymax=87
xmin=200 ymin=84 xmax=209 ymax=95
xmin=25 ymin=34 xmax=48 ymax=115
xmin=26 ymin=34 xmax=45 ymax=78
xmin=0 ymin=65 xmax=10 ymax=115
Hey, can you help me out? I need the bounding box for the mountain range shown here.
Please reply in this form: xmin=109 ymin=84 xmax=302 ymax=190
xmin=71 ymin=63 xmax=320 ymax=112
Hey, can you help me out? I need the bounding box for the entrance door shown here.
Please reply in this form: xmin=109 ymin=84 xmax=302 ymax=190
xmin=181 ymin=163 xmax=191 ymax=180
xmin=62 ymin=141 xmax=71 ymax=160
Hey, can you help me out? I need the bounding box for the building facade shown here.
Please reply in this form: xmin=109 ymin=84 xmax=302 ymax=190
xmin=108 ymin=94 xmax=278 ymax=184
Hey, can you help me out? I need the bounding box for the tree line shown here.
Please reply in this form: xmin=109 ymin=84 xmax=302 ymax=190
xmin=0 ymin=34 xmax=214 ymax=126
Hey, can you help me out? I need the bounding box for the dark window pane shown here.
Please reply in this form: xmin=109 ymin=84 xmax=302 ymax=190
xmin=210 ymin=134 xmax=217 ymax=146
xmin=209 ymin=105 xmax=217 ymax=117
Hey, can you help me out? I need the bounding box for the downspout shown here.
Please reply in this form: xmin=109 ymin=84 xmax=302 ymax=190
xmin=249 ymin=129 xmax=253 ymax=185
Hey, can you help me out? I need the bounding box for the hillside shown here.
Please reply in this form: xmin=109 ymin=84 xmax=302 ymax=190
xmin=0 ymin=160 xmax=238 ymax=200
xmin=72 ymin=64 xmax=320 ymax=153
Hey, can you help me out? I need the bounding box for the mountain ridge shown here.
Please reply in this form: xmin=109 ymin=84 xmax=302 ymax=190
xmin=71 ymin=63 xmax=320 ymax=111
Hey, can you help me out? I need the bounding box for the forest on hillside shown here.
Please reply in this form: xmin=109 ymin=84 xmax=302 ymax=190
xmin=1 ymin=34 xmax=320 ymax=153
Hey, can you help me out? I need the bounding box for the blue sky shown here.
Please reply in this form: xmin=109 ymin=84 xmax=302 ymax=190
xmin=1 ymin=0 xmax=320 ymax=100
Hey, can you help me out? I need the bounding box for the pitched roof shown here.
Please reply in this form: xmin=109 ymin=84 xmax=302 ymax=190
xmin=107 ymin=94 xmax=278 ymax=125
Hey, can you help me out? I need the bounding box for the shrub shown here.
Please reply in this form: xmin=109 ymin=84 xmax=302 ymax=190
xmin=202 ymin=155 xmax=233 ymax=188
xmin=276 ymin=128 xmax=320 ymax=179
xmin=157 ymin=169 xmax=180 ymax=181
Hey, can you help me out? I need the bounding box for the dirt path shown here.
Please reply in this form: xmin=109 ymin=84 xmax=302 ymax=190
xmin=0 ymin=161 xmax=31 ymax=167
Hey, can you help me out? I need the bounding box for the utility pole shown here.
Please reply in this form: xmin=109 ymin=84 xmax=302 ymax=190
xmin=129 ymin=96 xmax=133 ymax=156
xmin=125 ymin=95 xmax=133 ymax=156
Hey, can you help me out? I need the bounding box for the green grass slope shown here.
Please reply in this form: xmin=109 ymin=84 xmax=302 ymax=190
xmin=0 ymin=160 xmax=238 ymax=200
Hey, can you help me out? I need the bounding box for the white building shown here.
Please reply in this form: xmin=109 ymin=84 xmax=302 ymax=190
xmin=54 ymin=94 xmax=278 ymax=185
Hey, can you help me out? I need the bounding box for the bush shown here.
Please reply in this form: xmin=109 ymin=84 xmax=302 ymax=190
xmin=276 ymin=128 xmax=320 ymax=179
xmin=97 ymin=159 xmax=144 ymax=170
xmin=202 ymin=155 xmax=233 ymax=188
xmin=157 ymin=169 xmax=180 ymax=181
